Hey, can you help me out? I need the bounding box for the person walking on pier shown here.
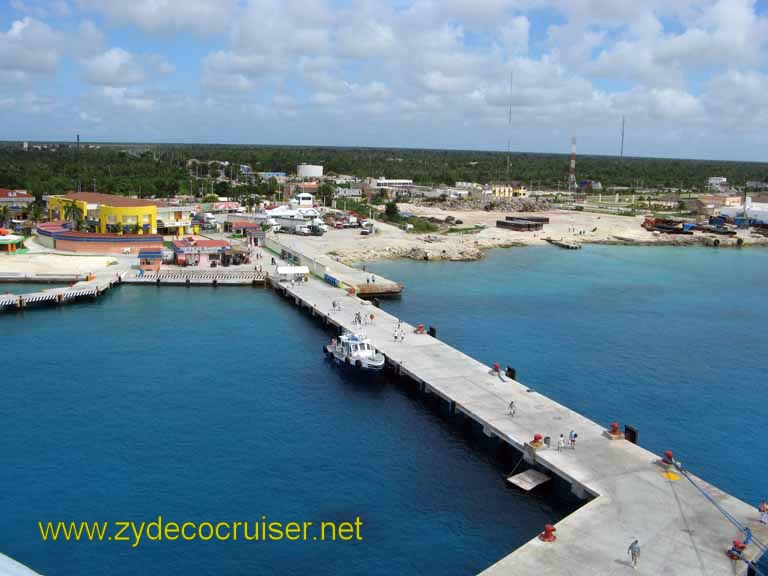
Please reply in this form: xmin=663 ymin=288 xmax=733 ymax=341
xmin=627 ymin=539 xmax=640 ymax=569
xmin=508 ymin=401 xmax=515 ymax=417
xmin=557 ymin=434 xmax=565 ymax=451
xmin=760 ymin=499 xmax=768 ymax=524
xmin=568 ymin=430 xmax=577 ymax=450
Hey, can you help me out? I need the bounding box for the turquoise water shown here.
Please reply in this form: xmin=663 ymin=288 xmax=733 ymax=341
xmin=2 ymin=285 xmax=560 ymax=576
xmin=366 ymin=246 xmax=768 ymax=507
xmin=0 ymin=283 xmax=68 ymax=294
xmin=4 ymin=246 xmax=766 ymax=575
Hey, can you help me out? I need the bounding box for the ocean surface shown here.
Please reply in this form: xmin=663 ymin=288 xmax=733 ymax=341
xmin=4 ymin=245 xmax=766 ymax=575
xmin=365 ymin=245 xmax=768 ymax=507
xmin=2 ymin=284 xmax=559 ymax=576
xmin=0 ymin=283 xmax=67 ymax=294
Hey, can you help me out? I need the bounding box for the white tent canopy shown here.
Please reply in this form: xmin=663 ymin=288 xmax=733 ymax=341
xmin=276 ymin=266 xmax=309 ymax=276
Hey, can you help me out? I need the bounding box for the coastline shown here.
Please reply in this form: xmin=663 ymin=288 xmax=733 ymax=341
xmin=311 ymin=206 xmax=768 ymax=265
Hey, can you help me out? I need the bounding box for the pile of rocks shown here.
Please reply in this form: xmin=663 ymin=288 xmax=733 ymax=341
xmin=424 ymin=197 xmax=551 ymax=212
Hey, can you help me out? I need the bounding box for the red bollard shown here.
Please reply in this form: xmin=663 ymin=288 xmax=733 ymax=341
xmin=726 ymin=540 xmax=746 ymax=560
xmin=610 ymin=422 xmax=620 ymax=435
xmin=539 ymin=524 xmax=557 ymax=542
xmin=492 ymin=362 xmax=500 ymax=373
xmin=533 ymin=433 xmax=543 ymax=444
xmin=663 ymin=450 xmax=675 ymax=464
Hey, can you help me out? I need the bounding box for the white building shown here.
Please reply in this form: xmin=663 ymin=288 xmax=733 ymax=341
xmin=297 ymin=164 xmax=323 ymax=179
xmin=708 ymin=176 xmax=728 ymax=190
xmin=335 ymin=188 xmax=362 ymax=198
xmin=455 ymin=181 xmax=482 ymax=190
xmin=375 ymin=178 xmax=414 ymax=189
xmin=290 ymin=192 xmax=315 ymax=207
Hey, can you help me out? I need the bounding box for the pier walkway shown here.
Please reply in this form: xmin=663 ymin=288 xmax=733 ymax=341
xmin=0 ymin=271 xmax=121 ymax=311
xmin=122 ymin=270 xmax=266 ymax=285
xmin=276 ymin=274 xmax=767 ymax=575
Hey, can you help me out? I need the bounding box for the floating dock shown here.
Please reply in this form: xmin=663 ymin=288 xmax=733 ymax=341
xmin=274 ymin=271 xmax=767 ymax=576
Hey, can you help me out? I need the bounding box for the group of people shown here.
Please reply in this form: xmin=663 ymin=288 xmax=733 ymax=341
xmin=366 ymin=274 xmax=376 ymax=285
xmin=556 ymin=431 xmax=578 ymax=451
xmin=353 ymin=311 xmax=376 ymax=326
xmin=393 ymin=321 xmax=406 ymax=342
xmin=760 ymin=499 xmax=768 ymax=524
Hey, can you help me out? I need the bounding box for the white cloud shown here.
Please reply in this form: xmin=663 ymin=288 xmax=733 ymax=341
xmin=82 ymin=48 xmax=146 ymax=86
xmin=499 ymin=16 xmax=530 ymax=55
xmin=101 ymin=86 xmax=154 ymax=111
xmin=0 ymin=18 xmax=63 ymax=81
xmin=77 ymin=0 xmax=238 ymax=35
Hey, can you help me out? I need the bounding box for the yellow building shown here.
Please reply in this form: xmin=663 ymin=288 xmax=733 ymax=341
xmin=492 ymin=182 xmax=529 ymax=199
xmin=48 ymin=192 xmax=159 ymax=234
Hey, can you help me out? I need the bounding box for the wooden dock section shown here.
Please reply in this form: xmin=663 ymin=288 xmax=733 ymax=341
xmin=275 ymin=274 xmax=766 ymax=575
xmin=545 ymin=238 xmax=582 ymax=250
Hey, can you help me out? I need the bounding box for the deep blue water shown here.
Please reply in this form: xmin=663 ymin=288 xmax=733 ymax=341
xmin=2 ymin=285 xmax=558 ymax=576
xmin=366 ymin=246 xmax=768 ymax=507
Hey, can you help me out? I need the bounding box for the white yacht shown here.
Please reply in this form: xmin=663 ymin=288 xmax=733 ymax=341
xmin=325 ymin=332 xmax=385 ymax=371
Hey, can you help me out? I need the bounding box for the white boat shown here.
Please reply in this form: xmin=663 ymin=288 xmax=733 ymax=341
xmin=324 ymin=332 xmax=386 ymax=371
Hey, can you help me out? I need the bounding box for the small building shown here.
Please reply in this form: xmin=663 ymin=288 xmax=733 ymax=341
xmin=0 ymin=189 xmax=35 ymax=218
xmin=0 ymin=230 xmax=25 ymax=253
xmin=492 ymin=182 xmax=529 ymax=198
xmin=707 ymin=177 xmax=728 ymax=191
xmin=171 ymin=238 xmax=231 ymax=267
xmin=335 ymin=187 xmax=362 ymax=198
xmin=291 ymin=192 xmax=315 ymax=208
xmin=137 ymin=248 xmax=162 ymax=273
xmin=297 ymin=164 xmax=323 ymax=179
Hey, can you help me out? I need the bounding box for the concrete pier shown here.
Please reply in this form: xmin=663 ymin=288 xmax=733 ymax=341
xmin=0 ymin=273 xmax=119 ymax=311
xmin=122 ymin=270 xmax=266 ymax=285
xmin=0 ymin=552 xmax=41 ymax=575
xmin=276 ymin=273 xmax=767 ymax=575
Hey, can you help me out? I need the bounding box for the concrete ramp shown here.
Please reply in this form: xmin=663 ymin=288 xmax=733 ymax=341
xmin=506 ymin=469 xmax=551 ymax=491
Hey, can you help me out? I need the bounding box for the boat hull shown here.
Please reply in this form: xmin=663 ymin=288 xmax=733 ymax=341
xmin=324 ymin=345 xmax=385 ymax=372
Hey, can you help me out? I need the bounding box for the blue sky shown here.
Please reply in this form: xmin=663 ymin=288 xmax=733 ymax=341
xmin=1 ymin=0 xmax=768 ymax=160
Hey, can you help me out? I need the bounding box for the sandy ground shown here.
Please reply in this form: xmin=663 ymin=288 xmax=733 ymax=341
xmin=287 ymin=207 xmax=766 ymax=264
xmin=0 ymin=252 xmax=118 ymax=276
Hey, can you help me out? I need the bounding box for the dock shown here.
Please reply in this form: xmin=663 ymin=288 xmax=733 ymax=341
xmin=122 ymin=270 xmax=266 ymax=286
xmin=0 ymin=274 xmax=119 ymax=311
xmin=545 ymin=238 xmax=582 ymax=250
xmin=273 ymin=271 xmax=767 ymax=575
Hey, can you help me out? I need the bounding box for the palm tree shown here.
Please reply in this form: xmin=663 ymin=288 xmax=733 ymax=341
xmin=63 ymin=202 xmax=83 ymax=231
xmin=28 ymin=203 xmax=42 ymax=223
xmin=0 ymin=206 xmax=9 ymax=228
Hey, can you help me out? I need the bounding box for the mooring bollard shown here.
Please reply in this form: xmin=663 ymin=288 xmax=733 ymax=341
xmin=539 ymin=524 xmax=557 ymax=542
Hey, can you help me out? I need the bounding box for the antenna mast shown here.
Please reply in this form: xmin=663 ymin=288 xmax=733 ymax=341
xmin=620 ymin=116 xmax=625 ymax=160
xmin=506 ymin=71 xmax=512 ymax=178
xmin=568 ymin=137 xmax=577 ymax=192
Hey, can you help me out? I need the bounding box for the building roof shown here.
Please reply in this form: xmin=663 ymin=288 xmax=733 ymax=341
xmin=0 ymin=189 xmax=33 ymax=199
xmin=231 ymin=220 xmax=261 ymax=228
xmin=58 ymin=192 xmax=162 ymax=207
xmin=171 ymin=238 xmax=230 ymax=249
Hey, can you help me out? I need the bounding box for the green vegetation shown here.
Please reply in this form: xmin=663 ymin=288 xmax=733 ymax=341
xmin=2 ymin=142 xmax=768 ymax=203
